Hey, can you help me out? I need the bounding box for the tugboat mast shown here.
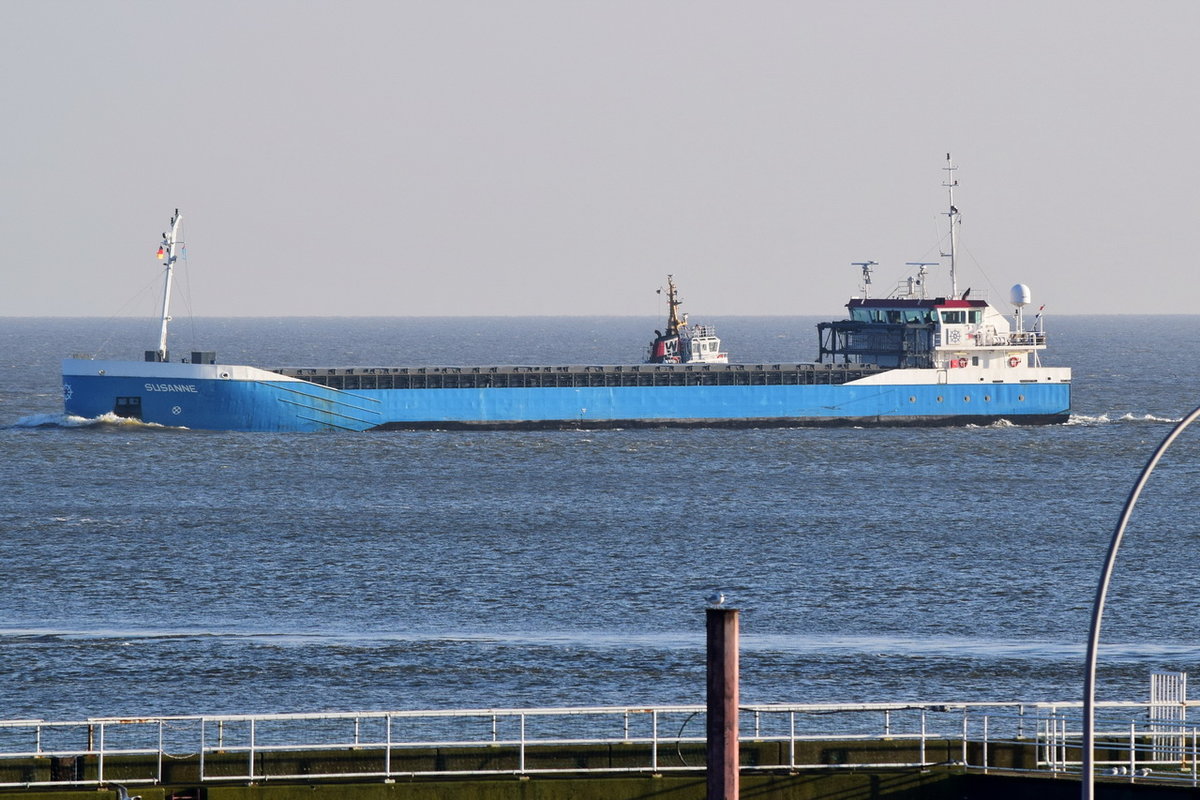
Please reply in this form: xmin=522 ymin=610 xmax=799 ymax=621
xmin=942 ymin=154 xmax=960 ymax=300
xmin=155 ymin=209 xmax=182 ymax=362
xmin=662 ymin=274 xmax=684 ymax=336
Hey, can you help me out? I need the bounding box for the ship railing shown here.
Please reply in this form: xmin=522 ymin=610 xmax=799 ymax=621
xmin=1006 ymin=330 xmax=1047 ymax=346
xmin=1 ymin=700 xmax=1200 ymax=789
xmin=933 ymin=331 xmax=1047 ymax=349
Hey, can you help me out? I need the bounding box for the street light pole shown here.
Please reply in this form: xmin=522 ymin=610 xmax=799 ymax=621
xmin=1082 ymin=404 xmax=1200 ymax=800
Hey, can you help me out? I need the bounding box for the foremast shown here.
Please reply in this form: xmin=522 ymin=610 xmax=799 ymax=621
xmin=942 ymin=154 xmax=960 ymax=300
xmin=662 ymin=274 xmax=684 ymax=336
xmin=154 ymin=209 xmax=183 ymax=362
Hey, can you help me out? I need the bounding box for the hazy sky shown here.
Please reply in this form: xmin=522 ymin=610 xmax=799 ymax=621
xmin=2 ymin=1 xmax=1197 ymax=318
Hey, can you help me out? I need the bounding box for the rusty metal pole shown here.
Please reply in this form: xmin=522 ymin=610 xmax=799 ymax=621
xmin=706 ymin=607 xmax=739 ymax=800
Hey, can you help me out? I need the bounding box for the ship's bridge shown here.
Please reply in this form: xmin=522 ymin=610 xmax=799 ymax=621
xmin=818 ymin=298 xmax=944 ymax=368
xmin=847 ymin=298 xmax=941 ymax=325
xmin=819 ymin=297 xmax=1046 ymax=370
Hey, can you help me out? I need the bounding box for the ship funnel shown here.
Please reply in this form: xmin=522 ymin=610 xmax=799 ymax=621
xmin=1010 ymin=283 xmax=1032 ymax=307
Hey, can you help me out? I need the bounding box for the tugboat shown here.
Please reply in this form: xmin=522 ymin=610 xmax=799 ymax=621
xmin=646 ymin=275 xmax=728 ymax=364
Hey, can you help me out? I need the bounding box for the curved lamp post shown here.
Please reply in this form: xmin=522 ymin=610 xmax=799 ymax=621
xmin=1083 ymin=405 xmax=1200 ymax=800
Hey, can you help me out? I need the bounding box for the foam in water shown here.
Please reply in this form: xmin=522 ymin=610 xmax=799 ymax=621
xmin=11 ymin=413 xmax=92 ymax=428
xmin=10 ymin=412 xmax=176 ymax=430
xmin=1067 ymin=412 xmax=1182 ymax=426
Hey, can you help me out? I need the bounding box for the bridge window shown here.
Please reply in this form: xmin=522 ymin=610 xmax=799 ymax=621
xmin=941 ymin=310 xmax=965 ymax=324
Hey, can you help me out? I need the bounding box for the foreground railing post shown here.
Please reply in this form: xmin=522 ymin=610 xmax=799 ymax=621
xmin=1129 ymin=722 xmax=1136 ymax=777
xmin=384 ymin=715 xmax=392 ymax=777
xmin=920 ymin=710 xmax=927 ymax=766
xmin=707 ymin=606 xmax=739 ymax=800
xmin=97 ymin=723 xmax=105 ymax=784
xmin=983 ymin=715 xmax=989 ymax=773
xmin=789 ymin=711 xmax=796 ymax=770
xmin=1047 ymin=718 xmax=1055 ymax=772
xmin=518 ymin=714 xmax=526 ymax=774
xmin=651 ymin=711 xmax=659 ymax=772
xmin=960 ymin=712 xmax=968 ymax=767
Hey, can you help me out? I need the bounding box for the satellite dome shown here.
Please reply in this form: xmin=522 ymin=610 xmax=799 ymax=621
xmin=1010 ymin=284 xmax=1032 ymax=307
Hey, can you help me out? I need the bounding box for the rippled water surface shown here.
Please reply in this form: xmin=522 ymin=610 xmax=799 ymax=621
xmin=2 ymin=315 xmax=1200 ymax=719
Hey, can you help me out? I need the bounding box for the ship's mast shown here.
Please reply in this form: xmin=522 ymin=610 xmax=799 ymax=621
xmin=941 ymin=154 xmax=960 ymax=300
xmin=663 ymin=274 xmax=684 ymax=336
xmin=155 ymin=209 xmax=182 ymax=362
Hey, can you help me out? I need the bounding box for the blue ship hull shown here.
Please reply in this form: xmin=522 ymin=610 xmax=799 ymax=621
xmin=62 ymin=360 xmax=1071 ymax=432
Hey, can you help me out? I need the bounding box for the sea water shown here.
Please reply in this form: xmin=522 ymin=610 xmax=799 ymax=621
xmin=1 ymin=315 xmax=1199 ymax=721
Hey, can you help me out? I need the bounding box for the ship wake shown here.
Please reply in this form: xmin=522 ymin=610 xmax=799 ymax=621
xmin=1067 ymin=412 xmax=1183 ymax=426
xmin=9 ymin=412 xmax=180 ymax=431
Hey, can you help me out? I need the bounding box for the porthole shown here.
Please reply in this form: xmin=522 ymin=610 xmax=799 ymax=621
xmin=1017 ymin=394 xmax=1025 ymax=402
xmin=984 ymin=395 xmax=991 ymax=402
xmin=963 ymin=396 xmax=971 ymax=402
xmin=909 ymin=396 xmax=916 ymax=403
xmin=936 ymin=395 xmax=944 ymax=403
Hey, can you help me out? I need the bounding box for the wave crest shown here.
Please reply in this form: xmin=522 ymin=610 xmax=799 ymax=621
xmin=10 ymin=412 xmax=173 ymax=430
xmin=1067 ymin=412 xmax=1183 ymax=426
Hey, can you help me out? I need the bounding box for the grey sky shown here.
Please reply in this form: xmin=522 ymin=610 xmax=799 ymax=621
xmin=2 ymin=1 xmax=1196 ymax=318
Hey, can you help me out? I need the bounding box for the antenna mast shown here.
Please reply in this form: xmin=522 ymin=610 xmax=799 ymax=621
xmin=852 ymin=261 xmax=877 ymax=299
xmin=155 ymin=209 xmax=182 ymax=362
xmin=663 ymin=274 xmax=684 ymax=336
xmin=941 ymin=154 xmax=960 ymax=300
xmin=905 ymin=262 xmax=937 ymax=299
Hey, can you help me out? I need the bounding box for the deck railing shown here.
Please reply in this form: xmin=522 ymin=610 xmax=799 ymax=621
xmin=0 ymin=700 xmax=1196 ymax=790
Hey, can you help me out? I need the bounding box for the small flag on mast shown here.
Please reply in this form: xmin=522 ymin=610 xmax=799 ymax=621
xmin=156 ymin=246 xmax=165 ymax=259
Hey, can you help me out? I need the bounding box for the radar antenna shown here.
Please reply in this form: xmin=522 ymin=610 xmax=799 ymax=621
xmin=852 ymin=261 xmax=877 ymax=299
xmin=904 ymin=262 xmax=937 ymax=299
xmin=940 ymin=154 xmax=960 ymax=300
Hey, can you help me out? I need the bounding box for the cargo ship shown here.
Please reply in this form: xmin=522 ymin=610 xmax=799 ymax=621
xmin=61 ymin=158 xmax=1071 ymax=432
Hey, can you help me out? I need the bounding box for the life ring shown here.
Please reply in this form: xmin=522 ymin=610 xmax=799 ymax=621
xmin=957 ymin=358 xmax=968 ymax=369
xmin=1008 ymin=356 xmax=1021 ymax=368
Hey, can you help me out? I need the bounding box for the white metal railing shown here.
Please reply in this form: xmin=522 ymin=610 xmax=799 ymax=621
xmin=1007 ymin=330 xmax=1047 ymax=346
xmin=1 ymin=701 xmax=1199 ymax=789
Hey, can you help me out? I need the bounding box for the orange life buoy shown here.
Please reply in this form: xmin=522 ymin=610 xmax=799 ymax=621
xmin=1008 ymin=356 xmax=1021 ymax=368
xmin=957 ymin=358 xmax=968 ymax=369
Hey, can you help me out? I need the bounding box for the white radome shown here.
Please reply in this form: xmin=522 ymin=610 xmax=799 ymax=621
xmin=1010 ymin=283 xmax=1032 ymax=307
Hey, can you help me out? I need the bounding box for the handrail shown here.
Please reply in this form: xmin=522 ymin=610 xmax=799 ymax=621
xmin=0 ymin=701 xmax=1196 ymax=790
